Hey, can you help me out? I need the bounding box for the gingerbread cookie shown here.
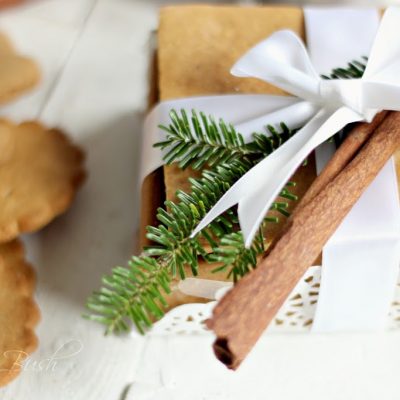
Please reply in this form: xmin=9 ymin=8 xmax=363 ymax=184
xmin=0 ymin=119 xmax=86 ymax=242
xmin=0 ymin=239 xmax=39 ymax=387
xmin=0 ymin=32 xmax=39 ymax=104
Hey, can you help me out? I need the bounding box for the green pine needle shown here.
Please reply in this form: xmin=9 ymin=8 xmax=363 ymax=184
xmin=86 ymin=258 xmax=171 ymax=334
xmin=208 ymin=229 xmax=265 ymax=282
xmin=156 ymin=109 xmax=296 ymax=170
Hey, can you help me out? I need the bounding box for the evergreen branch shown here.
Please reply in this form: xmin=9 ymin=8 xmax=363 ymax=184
xmin=86 ymin=257 xmax=171 ymax=334
xmin=86 ymin=115 xmax=298 ymax=333
xmin=86 ymin=158 xmax=296 ymax=333
xmin=205 ymin=180 xmax=296 ymax=282
xmin=156 ymin=109 xmax=296 ymax=170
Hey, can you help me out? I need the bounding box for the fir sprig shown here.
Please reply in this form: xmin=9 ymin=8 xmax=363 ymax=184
xmin=156 ymin=109 xmax=296 ymax=170
xmin=87 ymin=258 xmax=171 ymax=334
xmin=86 ymin=113 xmax=298 ymax=333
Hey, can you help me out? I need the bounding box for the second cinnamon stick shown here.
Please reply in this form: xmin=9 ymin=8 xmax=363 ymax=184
xmin=207 ymin=111 xmax=400 ymax=370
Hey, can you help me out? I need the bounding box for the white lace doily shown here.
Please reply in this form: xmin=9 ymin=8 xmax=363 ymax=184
xmin=149 ymin=266 xmax=400 ymax=336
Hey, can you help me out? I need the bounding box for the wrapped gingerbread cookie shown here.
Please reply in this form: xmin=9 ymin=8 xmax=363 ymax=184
xmin=88 ymin=5 xmax=400 ymax=368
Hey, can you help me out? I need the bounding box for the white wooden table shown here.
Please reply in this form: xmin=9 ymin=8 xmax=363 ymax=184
xmin=1 ymin=1 xmax=400 ymax=399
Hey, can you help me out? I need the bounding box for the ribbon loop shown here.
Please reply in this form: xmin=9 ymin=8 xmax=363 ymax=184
xmin=231 ymin=30 xmax=321 ymax=102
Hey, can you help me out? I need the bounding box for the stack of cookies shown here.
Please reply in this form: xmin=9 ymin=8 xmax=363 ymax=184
xmin=0 ymin=32 xmax=85 ymax=386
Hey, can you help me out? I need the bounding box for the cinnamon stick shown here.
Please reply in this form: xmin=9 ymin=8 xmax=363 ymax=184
xmin=297 ymin=111 xmax=388 ymax=211
xmin=207 ymin=111 xmax=400 ymax=370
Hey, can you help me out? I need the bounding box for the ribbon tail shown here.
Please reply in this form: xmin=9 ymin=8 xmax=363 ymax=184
xmin=192 ymin=107 xmax=362 ymax=247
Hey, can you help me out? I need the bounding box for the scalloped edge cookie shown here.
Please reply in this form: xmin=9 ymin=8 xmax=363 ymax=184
xmin=0 ymin=119 xmax=86 ymax=242
xmin=0 ymin=239 xmax=39 ymax=387
xmin=0 ymin=32 xmax=40 ymax=104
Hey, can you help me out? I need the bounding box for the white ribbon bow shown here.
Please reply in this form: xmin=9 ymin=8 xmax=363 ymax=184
xmin=191 ymin=7 xmax=400 ymax=247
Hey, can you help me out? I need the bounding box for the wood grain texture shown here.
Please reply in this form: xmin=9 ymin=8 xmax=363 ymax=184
xmin=208 ymin=112 xmax=400 ymax=370
xmin=0 ymin=0 xmax=150 ymax=397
